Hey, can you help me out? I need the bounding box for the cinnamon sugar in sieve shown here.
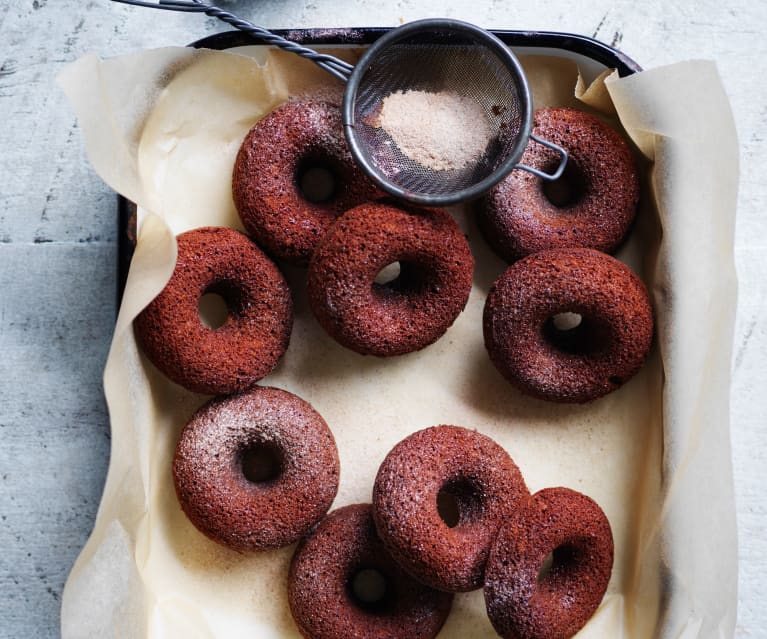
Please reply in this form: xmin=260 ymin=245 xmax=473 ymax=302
xmin=376 ymin=90 xmax=492 ymax=172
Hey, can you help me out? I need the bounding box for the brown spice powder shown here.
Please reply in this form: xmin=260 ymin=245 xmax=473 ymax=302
xmin=376 ymin=90 xmax=491 ymax=172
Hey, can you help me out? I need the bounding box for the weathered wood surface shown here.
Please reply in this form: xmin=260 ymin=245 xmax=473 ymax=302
xmin=0 ymin=1 xmax=764 ymax=637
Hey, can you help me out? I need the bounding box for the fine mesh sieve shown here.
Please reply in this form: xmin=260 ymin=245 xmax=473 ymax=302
xmin=113 ymin=1 xmax=568 ymax=206
xmin=343 ymin=19 xmax=563 ymax=205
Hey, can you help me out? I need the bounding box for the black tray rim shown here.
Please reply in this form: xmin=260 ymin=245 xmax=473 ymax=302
xmin=117 ymin=27 xmax=641 ymax=303
xmin=191 ymin=27 xmax=642 ymax=76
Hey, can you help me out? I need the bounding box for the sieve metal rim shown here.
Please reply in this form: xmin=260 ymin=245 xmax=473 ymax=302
xmin=341 ymin=18 xmax=534 ymax=207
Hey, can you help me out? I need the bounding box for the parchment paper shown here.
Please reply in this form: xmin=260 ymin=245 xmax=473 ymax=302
xmin=57 ymin=45 xmax=738 ymax=639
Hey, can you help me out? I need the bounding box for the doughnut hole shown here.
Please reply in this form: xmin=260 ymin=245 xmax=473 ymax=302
xmin=240 ymin=441 xmax=284 ymax=484
xmin=374 ymin=261 xmax=401 ymax=285
xmin=552 ymin=311 xmax=582 ymax=331
xmin=542 ymin=311 xmax=609 ymax=355
xmin=372 ymin=259 xmax=432 ymax=297
xmin=436 ymin=477 xmax=483 ymax=528
xmin=537 ymin=550 xmax=555 ymax=583
xmin=198 ymin=281 xmax=243 ymax=330
xmin=436 ymin=490 xmax=460 ymax=528
xmin=348 ymin=567 xmax=393 ymax=613
xmin=295 ymin=153 xmax=339 ymax=203
xmin=541 ymin=159 xmax=587 ymax=208
xmin=536 ymin=543 xmax=581 ymax=592
xmin=198 ymin=293 xmax=228 ymax=329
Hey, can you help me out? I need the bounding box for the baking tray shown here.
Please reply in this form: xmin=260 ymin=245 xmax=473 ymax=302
xmin=60 ymin=23 xmax=739 ymax=637
xmin=116 ymin=27 xmax=641 ymax=302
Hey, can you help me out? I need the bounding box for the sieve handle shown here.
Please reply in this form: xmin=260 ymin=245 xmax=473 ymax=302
xmin=516 ymin=134 xmax=569 ymax=181
xmin=111 ymin=0 xmax=355 ymax=82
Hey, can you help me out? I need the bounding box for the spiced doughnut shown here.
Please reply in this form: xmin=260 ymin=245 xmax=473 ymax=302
xmin=233 ymin=99 xmax=381 ymax=265
xmin=484 ymin=487 xmax=614 ymax=639
xmin=288 ymin=504 xmax=453 ymax=639
xmin=307 ymin=202 xmax=474 ymax=357
xmin=372 ymin=425 xmax=530 ymax=592
xmin=172 ymin=386 xmax=339 ymax=552
xmin=479 ymin=107 xmax=639 ymax=262
xmin=483 ymin=248 xmax=653 ymax=403
xmin=134 ymin=226 xmax=292 ymax=395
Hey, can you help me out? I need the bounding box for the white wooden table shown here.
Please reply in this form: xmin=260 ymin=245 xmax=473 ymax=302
xmin=0 ymin=1 xmax=764 ymax=636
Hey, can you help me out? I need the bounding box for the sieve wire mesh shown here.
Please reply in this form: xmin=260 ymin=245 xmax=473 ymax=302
xmin=349 ymin=31 xmax=526 ymax=200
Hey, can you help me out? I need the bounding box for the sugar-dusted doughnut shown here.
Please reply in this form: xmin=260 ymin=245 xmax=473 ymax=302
xmin=134 ymin=226 xmax=292 ymax=395
xmin=372 ymin=425 xmax=530 ymax=592
xmin=288 ymin=504 xmax=453 ymax=639
xmin=483 ymin=248 xmax=653 ymax=403
xmin=484 ymin=487 xmax=614 ymax=639
xmin=479 ymin=107 xmax=639 ymax=262
xmin=233 ymin=99 xmax=381 ymax=265
xmin=307 ymin=202 xmax=473 ymax=356
xmin=172 ymin=386 xmax=339 ymax=551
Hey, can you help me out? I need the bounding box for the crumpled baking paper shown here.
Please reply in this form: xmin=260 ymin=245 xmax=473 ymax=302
xmin=57 ymin=45 xmax=738 ymax=639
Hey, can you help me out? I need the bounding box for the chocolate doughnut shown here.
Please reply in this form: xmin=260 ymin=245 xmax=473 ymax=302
xmin=233 ymin=99 xmax=381 ymax=265
xmin=134 ymin=226 xmax=292 ymax=395
xmin=307 ymin=201 xmax=474 ymax=357
xmin=484 ymin=487 xmax=614 ymax=639
xmin=172 ymin=386 xmax=339 ymax=552
xmin=483 ymin=248 xmax=653 ymax=403
xmin=288 ymin=504 xmax=453 ymax=639
xmin=479 ymin=107 xmax=639 ymax=262
xmin=372 ymin=425 xmax=530 ymax=592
